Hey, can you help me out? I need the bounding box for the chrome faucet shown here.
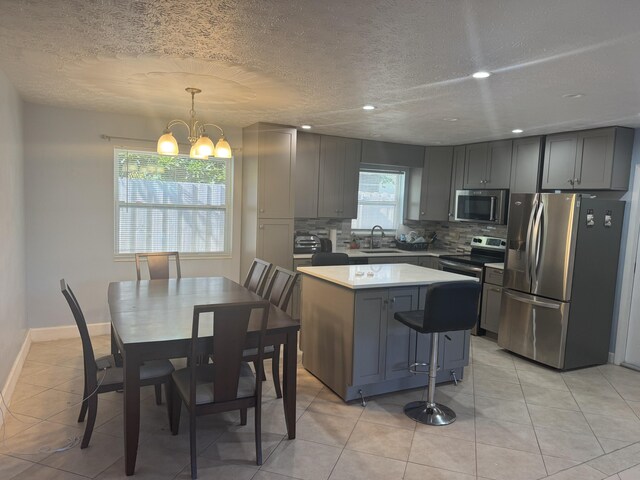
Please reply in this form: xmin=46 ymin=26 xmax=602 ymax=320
xmin=370 ymin=225 xmax=385 ymax=249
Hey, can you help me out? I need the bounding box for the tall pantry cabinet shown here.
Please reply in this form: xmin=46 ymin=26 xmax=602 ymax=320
xmin=241 ymin=123 xmax=296 ymax=278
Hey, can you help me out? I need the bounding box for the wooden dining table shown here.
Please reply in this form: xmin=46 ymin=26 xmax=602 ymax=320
xmin=108 ymin=276 xmax=301 ymax=476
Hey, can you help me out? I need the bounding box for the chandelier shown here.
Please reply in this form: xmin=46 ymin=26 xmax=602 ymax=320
xmin=156 ymin=87 xmax=232 ymax=159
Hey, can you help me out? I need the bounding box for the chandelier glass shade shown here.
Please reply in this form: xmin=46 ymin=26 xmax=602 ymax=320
xmin=156 ymin=87 xmax=232 ymax=159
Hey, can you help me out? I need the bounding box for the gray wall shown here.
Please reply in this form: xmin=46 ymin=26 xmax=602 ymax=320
xmin=610 ymin=128 xmax=640 ymax=352
xmin=23 ymin=103 xmax=244 ymax=328
xmin=0 ymin=70 xmax=27 ymax=388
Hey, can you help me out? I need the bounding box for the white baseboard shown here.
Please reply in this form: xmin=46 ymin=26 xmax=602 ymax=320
xmin=1 ymin=322 xmax=110 ymax=425
xmin=1 ymin=330 xmax=32 ymax=425
xmin=29 ymin=322 xmax=110 ymax=342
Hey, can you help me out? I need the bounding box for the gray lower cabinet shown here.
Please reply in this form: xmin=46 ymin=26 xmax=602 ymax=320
xmin=384 ymin=288 xmax=420 ymax=380
xmin=480 ymin=266 xmax=505 ymax=334
xmin=368 ymin=256 xmax=419 ymax=265
xmin=257 ymin=219 xmax=294 ymax=270
xmin=542 ymin=127 xmax=634 ymax=190
xmin=352 ymin=286 xmax=470 ymax=388
xmin=292 ymin=258 xmax=312 ymax=320
xmin=418 ymin=256 xmax=440 ymax=269
xmin=352 ymin=287 xmax=420 ymax=386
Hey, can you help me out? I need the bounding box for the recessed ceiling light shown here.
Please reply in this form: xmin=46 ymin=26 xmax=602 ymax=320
xmin=301 ymin=125 xmax=312 ymax=129
xmin=362 ymin=105 xmax=376 ymax=110
xmin=512 ymin=129 xmax=524 ymax=134
xmin=472 ymin=71 xmax=491 ymax=79
xmin=443 ymin=117 xmax=458 ymax=122
xmin=562 ymin=93 xmax=585 ymax=99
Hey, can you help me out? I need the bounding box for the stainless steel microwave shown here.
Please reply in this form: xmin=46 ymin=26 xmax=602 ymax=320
xmin=454 ymin=189 xmax=508 ymax=224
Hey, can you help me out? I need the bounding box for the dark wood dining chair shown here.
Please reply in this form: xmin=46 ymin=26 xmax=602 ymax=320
xmin=243 ymin=267 xmax=298 ymax=398
xmin=60 ymin=279 xmax=174 ymax=448
xmin=170 ymin=300 xmax=270 ymax=479
xmin=243 ymin=258 xmax=272 ymax=296
xmin=135 ymin=251 xmax=181 ymax=280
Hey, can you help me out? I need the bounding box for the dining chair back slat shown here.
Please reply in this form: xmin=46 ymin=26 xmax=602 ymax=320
xmin=263 ymin=267 xmax=298 ymax=310
xmin=60 ymin=279 xmax=98 ymax=386
xmin=243 ymin=258 xmax=272 ymax=295
xmin=135 ymin=252 xmax=181 ymax=280
xmin=173 ymin=300 xmax=271 ymax=477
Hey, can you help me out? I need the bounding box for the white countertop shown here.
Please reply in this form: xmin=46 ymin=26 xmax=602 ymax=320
xmin=297 ymin=263 xmax=479 ymax=289
xmin=293 ymin=248 xmax=454 ymax=260
xmin=485 ymin=262 xmax=504 ymax=269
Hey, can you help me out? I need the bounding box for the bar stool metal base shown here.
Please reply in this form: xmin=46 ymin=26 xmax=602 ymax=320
xmin=403 ymin=401 xmax=456 ymax=426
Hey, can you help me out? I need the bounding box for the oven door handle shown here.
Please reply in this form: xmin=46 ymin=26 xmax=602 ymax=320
xmin=438 ymin=259 xmax=483 ymax=274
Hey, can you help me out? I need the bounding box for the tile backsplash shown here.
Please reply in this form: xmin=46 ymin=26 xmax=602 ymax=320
xmin=294 ymin=218 xmax=507 ymax=252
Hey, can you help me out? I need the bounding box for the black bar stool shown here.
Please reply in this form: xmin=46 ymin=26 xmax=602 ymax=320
xmin=394 ymin=281 xmax=480 ymax=426
xmin=311 ymin=252 xmax=350 ymax=266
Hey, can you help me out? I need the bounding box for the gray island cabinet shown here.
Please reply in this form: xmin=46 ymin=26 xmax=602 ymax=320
xmin=298 ymin=264 xmax=477 ymax=402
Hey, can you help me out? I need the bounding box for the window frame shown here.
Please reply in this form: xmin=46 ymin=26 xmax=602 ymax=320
xmin=113 ymin=148 xmax=233 ymax=259
xmin=351 ymin=165 xmax=408 ymax=233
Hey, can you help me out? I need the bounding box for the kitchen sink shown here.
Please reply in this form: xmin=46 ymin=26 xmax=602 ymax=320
xmin=359 ymin=249 xmax=404 ymax=254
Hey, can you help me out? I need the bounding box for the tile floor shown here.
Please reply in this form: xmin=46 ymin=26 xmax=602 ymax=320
xmin=2 ymin=335 xmax=640 ymax=479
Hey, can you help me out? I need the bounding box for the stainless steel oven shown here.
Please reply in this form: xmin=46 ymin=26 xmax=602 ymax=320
xmin=439 ymin=236 xmax=506 ymax=335
xmin=439 ymin=259 xmax=484 ymax=280
xmin=455 ymin=189 xmax=508 ymax=224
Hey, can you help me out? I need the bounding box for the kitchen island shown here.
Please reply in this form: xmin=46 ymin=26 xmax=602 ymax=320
xmin=298 ymin=263 xmax=478 ymax=402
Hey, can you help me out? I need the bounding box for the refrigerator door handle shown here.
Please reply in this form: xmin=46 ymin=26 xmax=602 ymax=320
xmin=525 ymin=198 xmax=538 ymax=285
xmin=504 ymin=290 xmax=560 ymax=309
xmin=531 ymin=201 xmax=544 ymax=288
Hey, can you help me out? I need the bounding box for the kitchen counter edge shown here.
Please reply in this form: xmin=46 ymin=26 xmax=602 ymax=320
xmin=293 ymin=248 xmax=455 ymax=260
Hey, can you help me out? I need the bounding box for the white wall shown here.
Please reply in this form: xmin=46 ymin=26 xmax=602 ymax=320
xmin=24 ymin=103 xmax=243 ymax=328
xmin=0 ymin=70 xmax=27 ymax=387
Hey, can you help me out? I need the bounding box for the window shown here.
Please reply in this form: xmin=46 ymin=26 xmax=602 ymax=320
xmin=351 ymin=168 xmax=406 ymax=231
xmin=114 ymin=149 xmax=232 ymax=256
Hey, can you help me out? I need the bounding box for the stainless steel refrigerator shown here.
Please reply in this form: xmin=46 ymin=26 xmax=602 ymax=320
xmin=498 ymin=193 xmax=624 ymax=369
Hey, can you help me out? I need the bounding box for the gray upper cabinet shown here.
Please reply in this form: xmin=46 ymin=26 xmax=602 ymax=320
xmin=542 ymin=127 xmax=634 ymax=190
xmin=405 ymin=146 xmax=453 ymax=222
xmin=463 ymin=140 xmax=513 ymax=189
xmin=361 ymin=140 xmax=425 ymax=168
xmin=541 ymin=133 xmax=579 ymax=190
xmin=294 ymin=132 xmax=320 ymax=218
xmin=420 ymin=147 xmax=454 ymax=221
xmin=448 ymin=145 xmax=466 ymax=220
xmin=463 ymin=143 xmax=489 ymax=189
xmin=318 ymin=135 xmax=361 ymax=218
xmin=241 ymin=123 xmax=296 ymax=278
xmin=256 ymin=125 xmax=296 ymax=218
xmin=510 ymin=136 xmax=544 ymax=193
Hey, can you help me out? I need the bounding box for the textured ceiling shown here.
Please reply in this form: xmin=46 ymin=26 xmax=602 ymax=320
xmin=2 ymin=0 xmax=640 ymax=144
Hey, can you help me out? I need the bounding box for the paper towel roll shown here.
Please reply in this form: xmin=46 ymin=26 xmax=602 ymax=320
xmin=329 ymin=229 xmax=337 ymax=252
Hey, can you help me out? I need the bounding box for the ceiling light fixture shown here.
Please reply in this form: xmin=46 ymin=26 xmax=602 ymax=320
xmin=301 ymin=125 xmax=312 ymax=129
xmin=472 ymin=71 xmax=491 ymax=79
xmin=157 ymin=87 xmax=232 ymax=159
xmin=562 ymin=93 xmax=585 ymax=99
xmin=362 ymin=105 xmax=376 ymax=110
xmin=512 ymin=129 xmax=524 ymax=134
xmin=443 ymin=117 xmax=459 ymax=122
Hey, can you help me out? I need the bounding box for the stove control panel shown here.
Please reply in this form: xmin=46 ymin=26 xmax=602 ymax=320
xmin=471 ymin=236 xmax=506 ymax=251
